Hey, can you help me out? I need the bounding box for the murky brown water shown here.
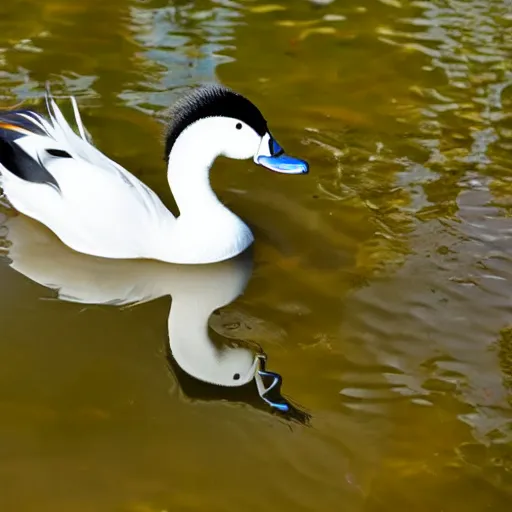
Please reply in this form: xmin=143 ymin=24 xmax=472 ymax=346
xmin=1 ymin=0 xmax=512 ymax=510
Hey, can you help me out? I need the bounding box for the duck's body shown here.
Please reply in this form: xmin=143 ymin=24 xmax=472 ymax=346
xmin=0 ymin=123 xmax=176 ymax=261
xmin=0 ymin=85 xmax=307 ymax=264
xmin=0 ymin=125 xmax=252 ymax=264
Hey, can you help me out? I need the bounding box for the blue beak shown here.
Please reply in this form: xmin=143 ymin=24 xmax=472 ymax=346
xmin=255 ymin=355 xmax=290 ymax=412
xmin=256 ymin=136 xmax=309 ymax=175
xmin=257 ymin=369 xmax=290 ymax=411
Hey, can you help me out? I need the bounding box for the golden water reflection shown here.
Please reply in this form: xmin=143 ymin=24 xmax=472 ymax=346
xmin=0 ymin=0 xmax=512 ymax=510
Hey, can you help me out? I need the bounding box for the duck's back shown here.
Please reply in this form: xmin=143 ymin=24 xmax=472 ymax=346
xmin=0 ymin=93 xmax=175 ymax=260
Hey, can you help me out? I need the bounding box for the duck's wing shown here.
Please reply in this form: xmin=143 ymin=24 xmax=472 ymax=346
xmin=40 ymin=85 xmax=142 ymax=188
xmin=0 ymin=86 xmax=171 ymax=221
xmin=1 ymin=86 xmax=131 ymax=182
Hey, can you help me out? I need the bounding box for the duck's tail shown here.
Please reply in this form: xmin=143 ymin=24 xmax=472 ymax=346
xmin=0 ymin=86 xmax=95 ymax=192
xmin=0 ymin=86 xmax=85 ymax=192
xmin=0 ymin=109 xmax=49 ymax=142
xmin=0 ymin=83 xmax=92 ymax=146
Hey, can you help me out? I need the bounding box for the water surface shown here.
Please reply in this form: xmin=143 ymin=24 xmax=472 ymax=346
xmin=0 ymin=0 xmax=512 ymax=510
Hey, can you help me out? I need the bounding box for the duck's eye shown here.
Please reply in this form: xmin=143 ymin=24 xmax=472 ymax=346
xmin=236 ymin=123 xmax=242 ymax=130
xmin=233 ymin=373 xmax=241 ymax=381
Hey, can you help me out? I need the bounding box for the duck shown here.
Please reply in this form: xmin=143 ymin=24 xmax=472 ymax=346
xmin=3 ymin=213 xmax=291 ymax=412
xmin=0 ymin=84 xmax=308 ymax=264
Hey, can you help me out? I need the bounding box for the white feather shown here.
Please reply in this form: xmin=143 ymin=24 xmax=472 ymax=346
xmin=0 ymin=92 xmax=173 ymax=259
xmin=70 ymin=95 xmax=89 ymax=142
xmin=0 ymin=90 xmax=258 ymax=264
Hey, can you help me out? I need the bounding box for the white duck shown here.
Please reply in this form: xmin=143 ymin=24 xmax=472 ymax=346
xmin=3 ymin=213 xmax=290 ymax=411
xmin=0 ymin=84 xmax=308 ymax=264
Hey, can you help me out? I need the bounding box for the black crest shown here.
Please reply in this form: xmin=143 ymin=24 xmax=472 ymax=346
xmin=164 ymin=84 xmax=268 ymax=160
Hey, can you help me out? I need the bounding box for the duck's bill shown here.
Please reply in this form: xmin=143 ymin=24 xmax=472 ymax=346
xmin=255 ymin=133 xmax=309 ymax=175
xmin=257 ymin=154 xmax=309 ymax=174
xmin=255 ymin=355 xmax=290 ymax=412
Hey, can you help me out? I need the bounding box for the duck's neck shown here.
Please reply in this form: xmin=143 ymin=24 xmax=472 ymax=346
xmin=159 ymin=125 xmax=254 ymax=264
xmin=166 ymin=127 xmax=223 ymax=218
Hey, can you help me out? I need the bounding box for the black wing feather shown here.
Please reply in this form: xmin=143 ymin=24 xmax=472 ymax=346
xmin=0 ymin=137 xmax=61 ymax=191
xmin=0 ymin=110 xmax=48 ymax=137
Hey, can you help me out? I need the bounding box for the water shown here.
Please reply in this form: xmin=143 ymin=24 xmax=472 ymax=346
xmin=0 ymin=0 xmax=512 ymax=510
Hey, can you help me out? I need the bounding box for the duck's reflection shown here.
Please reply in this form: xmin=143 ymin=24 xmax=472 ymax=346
xmin=3 ymin=214 xmax=310 ymax=424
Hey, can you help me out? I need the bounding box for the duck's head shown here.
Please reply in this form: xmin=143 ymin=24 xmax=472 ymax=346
xmin=164 ymin=84 xmax=309 ymax=175
xmin=171 ymin=341 xmax=291 ymax=412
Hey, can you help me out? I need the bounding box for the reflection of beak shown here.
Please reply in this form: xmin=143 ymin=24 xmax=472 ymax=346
xmin=255 ymin=132 xmax=309 ymax=175
xmin=255 ymin=355 xmax=290 ymax=412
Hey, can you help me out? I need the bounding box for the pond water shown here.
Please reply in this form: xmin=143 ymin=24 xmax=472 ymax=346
xmin=0 ymin=0 xmax=511 ymax=510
